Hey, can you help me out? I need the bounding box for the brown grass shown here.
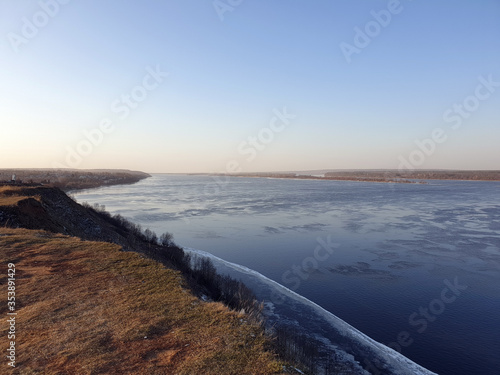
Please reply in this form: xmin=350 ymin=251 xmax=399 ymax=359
xmin=0 ymin=228 xmax=286 ymax=374
xmin=0 ymin=186 xmax=21 ymax=193
xmin=0 ymin=196 xmax=29 ymax=206
xmin=0 ymin=187 xmax=40 ymax=207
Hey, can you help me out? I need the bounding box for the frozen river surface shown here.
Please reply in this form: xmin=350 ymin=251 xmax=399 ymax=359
xmin=73 ymin=175 xmax=500 ymax=374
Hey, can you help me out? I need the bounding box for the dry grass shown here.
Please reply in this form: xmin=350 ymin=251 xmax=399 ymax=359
xmin=0 ymin=187 xmax=24 ymax=206
xmin=0 ymin=196 xmax=29 ymax=206
xmin=0 ymin=228 xmax=286 ymax=374
xmin=0 ymin=187 xmax=41 ymax=207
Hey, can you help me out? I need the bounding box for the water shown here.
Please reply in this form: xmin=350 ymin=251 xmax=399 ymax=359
xmin=72 ymin=175 xmax=500 ymax=374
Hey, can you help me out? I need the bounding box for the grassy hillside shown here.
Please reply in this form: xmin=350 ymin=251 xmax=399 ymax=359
xmin=0 ymin=227 xmax=286 ymax=374
xmin=0 ymin=185 xmax=300 ymax=374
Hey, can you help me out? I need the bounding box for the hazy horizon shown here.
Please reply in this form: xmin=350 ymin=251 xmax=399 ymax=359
xmin=1 ymin=1 xmax=499 ymax=172
xmin=2 ymin=167 xmax=500 ymax=176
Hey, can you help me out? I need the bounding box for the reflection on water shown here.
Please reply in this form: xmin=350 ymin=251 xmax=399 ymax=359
xmin=73 ymin=175 xmax=500 ymax=375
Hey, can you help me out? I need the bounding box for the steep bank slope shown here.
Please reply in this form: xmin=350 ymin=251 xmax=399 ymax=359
xmin=0 ymin=185 xmax=295 ymax=373
xmin=0 ymin=185 xmax=153 ymax=252
xmin=0 ymin=227 xmax=285 ymax=374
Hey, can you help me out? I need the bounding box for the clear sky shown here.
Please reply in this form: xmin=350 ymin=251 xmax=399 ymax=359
xmin=1 ymin=0 xmax=499 ymax=173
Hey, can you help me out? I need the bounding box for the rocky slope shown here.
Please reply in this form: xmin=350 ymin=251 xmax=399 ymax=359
xmin=1 ymin=185 xmax=143 ymax=251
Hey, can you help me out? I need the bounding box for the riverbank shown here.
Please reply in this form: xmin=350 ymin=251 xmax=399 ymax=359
xmin=0 ymin=185 xmax=303 ymax=374
xmin=0 ymin=168 xmax=151 ymax=191
xmin=0 ymin=227 xmax=287 ymax=374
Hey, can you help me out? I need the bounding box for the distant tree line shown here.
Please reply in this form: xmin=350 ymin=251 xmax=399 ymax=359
xmin=325 ymin=170 xmax=500 ymax=181
xmin=0 ymin=169 xmax=150 ymax=191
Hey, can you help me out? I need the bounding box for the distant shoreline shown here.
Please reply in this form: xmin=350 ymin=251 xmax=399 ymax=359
xmin=210 ymin=173 xmax=424 ymax=184
xmin=198 ymin=170 xmax=500 ymax=184
xmin=0 ymin=169 xmax=151 ymax=191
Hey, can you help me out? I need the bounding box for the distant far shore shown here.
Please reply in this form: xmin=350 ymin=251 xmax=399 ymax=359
xmin=0 ymin=169 xmax=151 ymax=191
xmin=2 ymin=169 xmax=498 ymax=190
xmin=201 ymin=170 xmax=500 ymax=184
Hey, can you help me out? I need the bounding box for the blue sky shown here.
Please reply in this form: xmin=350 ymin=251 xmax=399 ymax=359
xmin=1 ymin=0 xmax=499 ymax=173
